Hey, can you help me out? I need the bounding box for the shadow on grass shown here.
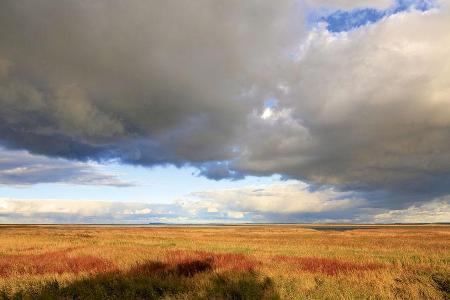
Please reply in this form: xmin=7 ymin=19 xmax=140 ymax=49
xmin=432 ymin=272 xmax=450 ymax=299
xmin=2 ymin=259 xmax=279 ymax=300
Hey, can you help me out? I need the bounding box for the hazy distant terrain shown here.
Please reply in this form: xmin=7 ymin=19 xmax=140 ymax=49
xmin=0 ymin=225 xmax=448 ymax=299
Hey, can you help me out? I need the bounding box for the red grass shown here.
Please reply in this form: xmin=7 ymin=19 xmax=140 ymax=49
xmin=273 ymin=256 xmax=383 ymax=276
xmin=0 ymin=249 xmax=115 ymax=277
xmin=165 ymin=250 xmax=259 ymax=271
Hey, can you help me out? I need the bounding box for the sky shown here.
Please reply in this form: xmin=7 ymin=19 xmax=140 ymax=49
xmin=0 ymin=0 xmax=449 ymax=224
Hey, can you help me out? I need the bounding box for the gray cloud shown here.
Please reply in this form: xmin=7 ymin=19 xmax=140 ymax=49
xmin=231 ymin=6 xmax=450 ymax=201
xmin=373 ymin=196 xmax=450 ymax=223
xmin=0 ymin=147 xmax=133 ymax=186
xmin=176 ymin=182 xmax=450 ymax=223
xmin=305 ymin=0 xmax=394 ymax=10
xmin=180 ymin=182 xmax=368 ymax=220
xmin=0 ymin=0 xmax=302 ymax=165
xmin=0 ymin=0 xmax=449 ymax=211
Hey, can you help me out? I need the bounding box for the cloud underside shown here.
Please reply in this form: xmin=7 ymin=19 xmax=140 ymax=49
xmin=0 ymin=147 xmax=132 ymax=187
xmin=0 ymin=1 xmax=450 ymax=211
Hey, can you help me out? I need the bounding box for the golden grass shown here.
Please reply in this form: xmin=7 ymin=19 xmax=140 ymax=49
xmin=0 ymin=225 xmax=448 ymax=299
xmin=272 ymin=255 xmax=384 ymax=276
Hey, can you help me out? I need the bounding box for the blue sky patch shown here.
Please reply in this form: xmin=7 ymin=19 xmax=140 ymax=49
xmin=318 ymin=0 xmax=437 ymax=33
xmin=264 ymin=98 xmax=278 ymax=108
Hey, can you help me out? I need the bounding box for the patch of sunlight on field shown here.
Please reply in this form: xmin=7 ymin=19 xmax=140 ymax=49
xmin=0 ymin=225 xmax=448 ymax=299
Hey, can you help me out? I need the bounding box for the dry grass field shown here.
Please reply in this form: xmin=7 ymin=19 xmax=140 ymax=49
xmin=0 ymin=225 xmax=448 ymax=299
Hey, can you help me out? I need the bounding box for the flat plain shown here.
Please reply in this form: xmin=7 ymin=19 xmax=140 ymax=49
xmin=0 ymin=225 xmax=448 ymax=299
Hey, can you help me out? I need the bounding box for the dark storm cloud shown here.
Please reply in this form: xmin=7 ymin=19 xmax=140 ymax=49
xmin=0 ymin=0 xmax=301 ymax=164
xmin=0 ymin=0 xmax=450 ymax=209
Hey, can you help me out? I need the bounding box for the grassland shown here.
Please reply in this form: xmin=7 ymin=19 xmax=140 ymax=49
xmin=0 ymin=225 xmax=448 ymax=299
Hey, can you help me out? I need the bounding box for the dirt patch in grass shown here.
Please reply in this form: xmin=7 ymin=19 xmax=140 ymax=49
xmin=273 ymin=255 xmax=384 ymax=276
